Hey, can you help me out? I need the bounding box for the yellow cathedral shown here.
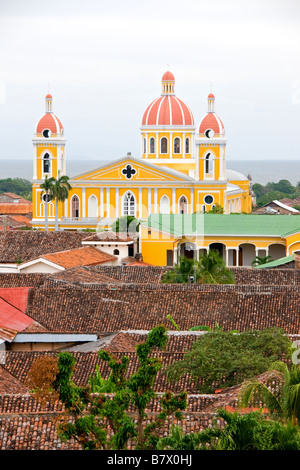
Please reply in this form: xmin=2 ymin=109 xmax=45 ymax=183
xmin=32 ymin=71 xmax=252 ymax=231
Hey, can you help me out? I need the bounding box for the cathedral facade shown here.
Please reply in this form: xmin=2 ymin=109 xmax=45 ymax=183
xmin=32 ymin=71 xmax=252 ymax=231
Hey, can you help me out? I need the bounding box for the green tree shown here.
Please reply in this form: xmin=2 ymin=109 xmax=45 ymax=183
xmin=166 ymin=328 xmax=292 ymax=394
xmin=0 ymin=178 xmax=32 ymax=200
xmin=50 ymin=173 xmax=72 ymax=231
xmin=156 ymin=425 xmax=201 ymax=450
xmin=111 ymin=215 xmax=139 ymax=234
xmin=40 ymin=175 xmax=54 ymax=231
xmin=208 ymin=203 xmax=224 ymax=214
xmin=28 ymin=325 xmax=187 ymax=450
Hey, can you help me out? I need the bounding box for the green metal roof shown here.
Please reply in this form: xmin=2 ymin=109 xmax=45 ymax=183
xmin=145 ymin=214 xmax=300 ymax=238
xmin=254 ymin=254 xmax=295 ymax=269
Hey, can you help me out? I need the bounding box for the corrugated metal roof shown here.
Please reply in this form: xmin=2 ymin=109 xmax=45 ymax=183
xmin=0 ymin=288 xmax=33 ymax=342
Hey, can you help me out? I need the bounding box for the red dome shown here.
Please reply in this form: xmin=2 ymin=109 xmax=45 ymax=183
xmin=45 ymin=93 xmax=53 ymax=99
xmin=162 ymin=71 xmax=175 ymax=81
xmin=208 ymin=93 xmax=215 ymax=99
xmin=142 ymin=95 xmax=194 ymax=126
xmin=199 ymin=112 xmax=224 ymax=134
xmin=36 ymin=113 xmax=63 ymax=134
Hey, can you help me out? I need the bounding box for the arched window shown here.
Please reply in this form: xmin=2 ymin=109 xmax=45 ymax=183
xmin=88 ymin=195 xmax=98 ymax=218
xmin=43 ymin=153 xmax=51 ymax=174
xmin=185 ymin=137 xmax=190 ymax=154
xmin=143 ymin=137 xmax=146 ymax=154
xmin=174 ymin=137 xmax=180 ymax=154
xmin=160 ymin=195 xmax=170 ymax=214
xmin=113 ymin=249 xmax=120 ymax=255
xmin=205 ymin=152 xmax=213 ymax=175
xmin=179 ymin=196 xmax=188 ymax=214
xmin=123 ymin=192 xmax=135 ymax=216
xmin=149 ymin=137 xmax=155 ymax=154
xmin=71 ymin=195 xmax=80 ymax=218
xmin=160 ymin=137 xmax=168 ymax=154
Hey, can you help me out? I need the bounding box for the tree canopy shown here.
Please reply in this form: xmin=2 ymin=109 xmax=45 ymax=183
xmin=166 ymin=328 xmax=292 ymax=393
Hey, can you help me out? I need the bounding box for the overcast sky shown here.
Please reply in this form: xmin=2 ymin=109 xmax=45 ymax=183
xmin=0 ymin=0 xmax=299 ymax=165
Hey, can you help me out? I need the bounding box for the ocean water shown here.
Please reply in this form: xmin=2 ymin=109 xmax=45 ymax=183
xmin=0 ymin=158 xmax=300 ymax=186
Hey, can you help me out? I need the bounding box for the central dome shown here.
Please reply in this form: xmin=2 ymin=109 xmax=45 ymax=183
xmin=142 ymin=72 xmax=194 ymax=127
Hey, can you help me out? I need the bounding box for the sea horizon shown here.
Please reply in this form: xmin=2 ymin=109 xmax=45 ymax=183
xmin=1 ymin=158 xmax=300 ymax=186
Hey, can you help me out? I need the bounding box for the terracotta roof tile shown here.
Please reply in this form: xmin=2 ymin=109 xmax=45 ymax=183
xmin=0 ymin=231 xmax=87 ymax=263
xmin=39 ymin=246 xmax=117 ymax=269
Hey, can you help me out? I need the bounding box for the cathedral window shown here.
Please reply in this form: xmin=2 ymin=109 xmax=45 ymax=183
xmin=160 ymin=137 xmax=168 ymax=154
xmin=123 ymin=192 xmax=135 ymax=216
xmin=43 ymin=153 xmax=51 ymax=174
xmin=179 ymin=196 xmax=188 ymax=214
xmin=149 ymin=137 xmax=155 ymax=154
xmin=71 ymin=195 xmax=80 ymax=218
xmin=205 ymin=153 xmax=213 ymax=175
xmin=174 ymin=137 xmax=180 ymax=154
xmin=185 ymin=137 xmax=190 ymax=154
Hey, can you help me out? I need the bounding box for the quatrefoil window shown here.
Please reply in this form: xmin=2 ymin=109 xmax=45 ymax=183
xmin=122 ymin=164 xmax=136 ymax=179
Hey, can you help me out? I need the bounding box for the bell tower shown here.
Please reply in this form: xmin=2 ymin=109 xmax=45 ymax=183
xmin=32 ymin=93 xmax=66 ymax=182
xmin=32 ymin=94 xmax=66 ymax=229
xmin=195 ymin=93 xmax=226 ymax=182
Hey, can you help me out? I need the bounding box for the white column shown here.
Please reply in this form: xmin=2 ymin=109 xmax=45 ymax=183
xmin=82 ymin=188 xmax=86 ymax=218
xmin=236 ymin=248 xmax=239 ymax=267
xmin=139 ymin=188 xmax=142 ymax=218
xmin=106 ymin=188 xmax=110 ymax=218
xmin=100 ymin=188 xmax=104 ymax=217
xmin=169 ymin=132 xmax=173 ymax=159
xmin=156 ymin=133 xmax=159 ymax=158
xmin=145 ymin=132 xmax=148 ymax=159
xmin=182 ymin=133 xmax=185 ymax=159
xmin=115 ymin=188 xmax=119 ymax=218
xmin=190 ymin=188 xmax=194 ymax=214
xmin=154 ymin=188 xmax=158 ymax=213
xmin=225 ymin=247 xmax=229 ymax=267
xmin=148 ymin=188 xmax=152 ymax=216
xmin=33 ymin=144 xmax=37 ymax=179
xmin=172 ymin=188 xmax=176 ymax=214
xmin=64 ymin=198 xmax=68 ymax=218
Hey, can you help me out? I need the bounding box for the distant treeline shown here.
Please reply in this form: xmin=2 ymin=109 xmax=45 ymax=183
xmin=252 ymin=179 xmax=300 ymax=208
xmin=0 ymin=178 xmax=32 ymax=201
xmin=0 ymin=177 xmax=299 ymax=209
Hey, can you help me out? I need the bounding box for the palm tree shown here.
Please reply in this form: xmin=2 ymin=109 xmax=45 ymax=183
xmin=51 ymin=173 xmax=72 ymax=231
xmin=195 ymin=408 xmax=300 ymax=450
xmin=251 ymin=255 xmax=272 ymax=267
xmin=238 ymin=361 xmax=300 ymax=426
xmin=161 ymin=256 xmax=199 ymax=284
xmin=40 ymin=175 xmax=55 ymax=231
xmin=161 ymin=250 xmax=235 ymax=285
xmin=198 ymin=249 xmax=235 ymax=284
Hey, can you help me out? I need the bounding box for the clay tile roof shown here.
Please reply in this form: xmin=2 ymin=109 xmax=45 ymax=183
xmin=0 ymin=204 xmax=32 ymax=215
xmin=0 ymin=231 xmax=88 ymax=263
xmin=0 ymin=367 xmax=29 ymax=394
xmin=39 ymin=246 xmax=118 ymax=269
